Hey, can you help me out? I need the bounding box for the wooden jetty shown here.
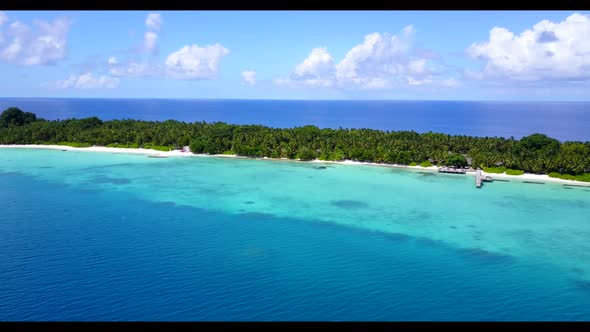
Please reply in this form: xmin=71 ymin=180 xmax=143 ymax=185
xmin=438 ymin=167 xmax=466 ymax=174
xmin=476 ymin=169 xmax=483 ymax=188
xmin=434 ymin=167 xmax=495 ymax=189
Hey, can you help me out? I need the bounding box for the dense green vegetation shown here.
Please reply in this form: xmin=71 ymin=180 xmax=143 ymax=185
xmin=483 ymin=166 xmax=525 ymax=176
xmin=483 ymin=166 xmax=506 ymax=174
xmin=142 ymin=143 xmax=172 ymax=151
xmin=443 ymin=153 xmax=468 ymax=168
xmin=96 ymin=142 xmax=172 ymax=150
xmin=1 ymin=108 xmax=589 ymax=181
xmin=0 ymin=107 xmax=39 ymax=128
xmin=409 ymin=162 xmax=417 ymax=166
xmin=548 ymin=172 xmax=590 ymax=182
xmin=56 ymin=142 xmax=92 ymax=148
xmin=420 ymin=161 xmax=433 ymax=167
xmin=106 ymin=142 xmax=140 ymax=148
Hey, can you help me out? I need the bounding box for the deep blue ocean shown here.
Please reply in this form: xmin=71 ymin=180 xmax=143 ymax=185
xmin=1 ymin=149 xmax=590 ymax=321
xmin=2 ymin=98 xmax=590 ymax=321
xmin=1 ymin=98 xmax=589 ymax=141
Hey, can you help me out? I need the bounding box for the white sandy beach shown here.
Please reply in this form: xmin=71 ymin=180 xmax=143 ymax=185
xmin=0 ymin=144 xmax=193 ymax=157
xmin=475 ymin=171 xmax=590 ymax=187
xmin=308 ymin=158 xmax=590 ymax=186
xmin=1 ymin=144 xmax=589 ymax=187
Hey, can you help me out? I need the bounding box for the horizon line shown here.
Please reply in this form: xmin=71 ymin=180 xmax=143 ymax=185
xmin=1 ymin=97 xmax=589 ymax=103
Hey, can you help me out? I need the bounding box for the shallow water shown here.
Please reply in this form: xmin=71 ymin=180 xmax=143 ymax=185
xmin=1 ymin=148 xmax=590 ymax=320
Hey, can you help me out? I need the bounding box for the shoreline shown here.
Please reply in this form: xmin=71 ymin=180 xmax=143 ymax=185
xmin=1 ymin=144 xmax=589 ymax=187
xmin=0 ymin=144 xmax=194 ymax=157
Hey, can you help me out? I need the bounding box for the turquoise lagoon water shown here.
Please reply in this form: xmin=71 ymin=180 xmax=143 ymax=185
xmin=1 ymin=148 xmax=590 ymax=320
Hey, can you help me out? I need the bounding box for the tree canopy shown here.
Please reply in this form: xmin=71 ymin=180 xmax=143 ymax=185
xmin=1 ymin=108 xmax=589 ymax=176
xmin=0 ymin=107 xmax=38 ymax=128
xmin=443 ymin=153 xmax=468 ymax=168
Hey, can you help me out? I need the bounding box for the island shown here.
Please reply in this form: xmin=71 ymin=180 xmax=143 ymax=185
xmin=1 ymin=107 xmax=589 ymax=184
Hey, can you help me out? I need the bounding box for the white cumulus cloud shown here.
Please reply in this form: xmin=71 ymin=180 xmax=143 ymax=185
xmin=142 ymin=13 xmax=162 ymax=55
xmin=145 ymin=13 xmax=162 ymax=31
xmin=143 ymin=31 xmax=158 ymax=55
xmin=241 ymin=70 xmax=256 ymax=86
xmin=106 ymin=13 xmax=162 ymax=78
xmin=277 ymin=26 xmax=452 ymax=90
xmin=44 ymin=73 xmax=120 ymax=89
xmin=0 ymin=17 xmax=71 ymax=66
xmin=293 ymin=47 xmax=335 ymax=79
xmin=165 ymin=44 xmax=230 ymax=80
xmin=335 ymin=29 xmax=413 ymax=83
xmin=467 ymin=13 xmax=590 ymax=81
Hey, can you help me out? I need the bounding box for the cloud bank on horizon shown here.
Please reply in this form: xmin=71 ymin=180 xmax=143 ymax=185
xmin=0 ymin=11 xmax=589 ymax=100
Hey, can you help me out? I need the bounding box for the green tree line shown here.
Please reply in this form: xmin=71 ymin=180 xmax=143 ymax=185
xmin=1 ymin=107 xmax=589 ymax=176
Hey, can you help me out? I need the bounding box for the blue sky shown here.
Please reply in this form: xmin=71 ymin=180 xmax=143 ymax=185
xmin=1 ymin=10 xmax=589 ymax=100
